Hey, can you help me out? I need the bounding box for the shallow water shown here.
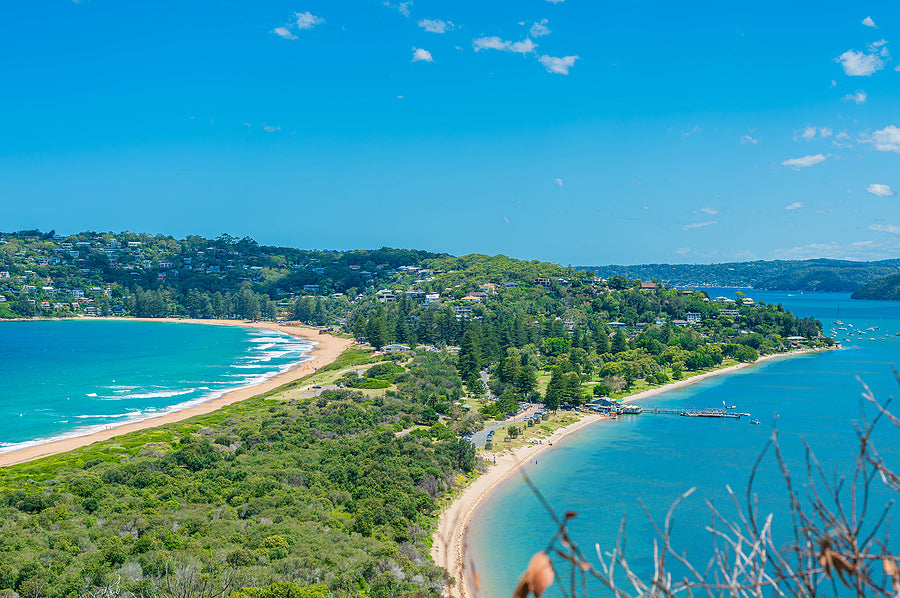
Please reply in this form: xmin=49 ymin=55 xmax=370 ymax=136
xmin=0 ymin=320 xmax=312 ymax=452
xmin=468 ymin=291 xmax=900 ymax=598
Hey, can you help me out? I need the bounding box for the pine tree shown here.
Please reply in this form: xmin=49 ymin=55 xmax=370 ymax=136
xmin=611 ymin=330 xmax=628 ymax=353
xmin=457 ymin=325 xmax=482 ymax=380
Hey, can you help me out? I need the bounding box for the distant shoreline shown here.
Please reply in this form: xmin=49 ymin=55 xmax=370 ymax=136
xmin=431 ymin=345 xmax=835 ymax=598
xmin=0 ymin=317 xmax=353 ymax=467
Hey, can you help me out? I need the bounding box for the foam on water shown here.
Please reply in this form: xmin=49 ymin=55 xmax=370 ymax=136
xmin=0 ymin=320 xmax=316 ymax=453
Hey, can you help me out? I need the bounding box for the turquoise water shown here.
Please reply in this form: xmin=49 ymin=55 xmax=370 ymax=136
xmin=469 ymin=291 xmax=900 ymax=597
xmin=0 ymin=320 xmax=313 ymax=452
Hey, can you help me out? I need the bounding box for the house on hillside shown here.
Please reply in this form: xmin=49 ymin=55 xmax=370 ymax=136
xmin=383 ymin=344 xmax=411 ymax=354
xmin=686 ymin=312 xmax=702 ymax=324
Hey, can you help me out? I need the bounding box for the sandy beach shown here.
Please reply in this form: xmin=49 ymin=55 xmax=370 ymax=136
xmin=0 ymin=318 xmax=353 ymax=467
xmin=431 ymin=345 xmax=834 ymax=598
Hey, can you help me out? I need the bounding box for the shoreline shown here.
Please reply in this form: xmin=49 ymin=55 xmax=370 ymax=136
xmin=0 ymin=317 xmax=354 ymax=467
xmin=431 ymin=345 xmax=834 ymax=598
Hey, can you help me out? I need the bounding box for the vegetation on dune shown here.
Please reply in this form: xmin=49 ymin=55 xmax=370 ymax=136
xmin=0 ymin=353 xmax=476 ymax=598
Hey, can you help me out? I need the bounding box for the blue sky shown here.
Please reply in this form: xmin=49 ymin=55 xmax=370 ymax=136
xmin=2 ymin=1 xmax=899 ymax=265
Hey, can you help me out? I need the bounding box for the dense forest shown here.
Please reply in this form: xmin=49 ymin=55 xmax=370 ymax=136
xmin=851 ymin=272 xmax=900 ymax=300
xmin=586 ymin=258 xmax=900 ymax=291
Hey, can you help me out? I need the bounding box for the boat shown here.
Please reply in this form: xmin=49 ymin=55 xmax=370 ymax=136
xmin=619 ymin=404 xmax=643 ymax=415
xmin=723 ymin=401 xmax=736 ymax=409
xmin=749 ymin=419 xmax=760 ymax=425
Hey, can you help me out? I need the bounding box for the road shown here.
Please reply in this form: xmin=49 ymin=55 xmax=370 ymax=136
xmin=469 ymin=403 xmax=540 ymax=448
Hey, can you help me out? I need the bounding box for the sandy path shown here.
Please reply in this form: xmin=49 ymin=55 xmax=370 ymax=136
xmin=432 ymin=345 xmax=835 ymax=598
xmin=0 ymin=318 xmax=353 ymax=467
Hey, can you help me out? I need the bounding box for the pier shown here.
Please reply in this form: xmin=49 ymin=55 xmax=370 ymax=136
xmin=647 ymin=407 xmax=752 ymax=419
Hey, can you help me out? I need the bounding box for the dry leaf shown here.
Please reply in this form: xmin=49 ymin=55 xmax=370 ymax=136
xmin=513 ymin=552 xmax=555 ymax=598
xmin=883 ymin=558 xmax=899 ymax=591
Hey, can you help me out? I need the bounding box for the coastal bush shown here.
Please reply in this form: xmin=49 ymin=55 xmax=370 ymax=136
xmin=0 ymin=383 xmax=469 ymax=598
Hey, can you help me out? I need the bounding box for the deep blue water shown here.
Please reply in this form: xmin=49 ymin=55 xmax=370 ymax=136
xmin=0 ymin=320 xmax=313 ymax=452
xmin=469 ymin=291 xmax=900 ymax=597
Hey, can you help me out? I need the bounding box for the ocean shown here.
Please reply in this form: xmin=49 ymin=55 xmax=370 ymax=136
xmin=0 ymin=319 xmax=313 ymax=453
xmin=468 ymin=290 xmax=900 ymax=597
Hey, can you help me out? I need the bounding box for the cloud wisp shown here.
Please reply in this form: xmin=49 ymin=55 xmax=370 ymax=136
xmin=864 ymin=125 xmax=900 ymax=152
xmin=683 ymin=221 xmax=717 ymax=230
xmin=843 ymin=90 xmax=868 ymax=104
xmin=870 ymin=224 xmax=900 ymax=234
xmin=784 ymin=202 xmax=805 ymax=210
xmin=411 ymin=47 xmax=433 ymax=62
xmin=867 ymin=183 xmax=895 ymax=197
xmin=835 ymin=40 xmax=889 ymax=76
xmin=418 ymin=19 xmax=452 ymax=33
xmin=538 ymin=54 xmax=578 ymax=74
xmin=273 ymin=11 xmax=324 ymax=39
xmin=782 ymin=154 xmax=827 ymax=168
xmin=473 ymin=37 xmax=536 ymax=54
xmin=529 ymin=19 xmax=551 ymax=37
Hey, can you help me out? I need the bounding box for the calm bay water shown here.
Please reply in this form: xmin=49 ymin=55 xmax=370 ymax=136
xmin=0 ymin=320 xmax=313 ymax=452
xmin=469 ymin=291 xmax=900 ymax=597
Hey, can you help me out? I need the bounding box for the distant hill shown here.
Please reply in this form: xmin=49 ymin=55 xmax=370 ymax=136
xmin=582 ymin=259 xmax=900 ymax=292
xmin=851 ymin=273 xmax=900 ymax=300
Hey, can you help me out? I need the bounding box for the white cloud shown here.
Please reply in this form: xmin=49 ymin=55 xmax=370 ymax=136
xmin=272 ymin=27 xmax=297 ymax=40
xmin=698 ymin=206 xmax=718 ymax=215
xmin=411 ymin=47 xmax=433 ymax=62
xmin=863 ymin=16 xmax=877 ymax=28
xmin=273 ymin=11 xmax=323 ymax=39
xmin=819 ymin=127 xmax=833 ymax=138
xmin=682 ymin=126 xmax=701 ymax=138
xmin=473 ymin=37 xmax=536 ymax=54
xmin=796 ymin=125 xmax=817 ymax=141
xmin=870 ymin=224 xmax=900 ymax=234
xmin=529 ymin=19 xmax=551 ymax=37
xmin=553 ymin=178 xmax=564 ymax=187
xmin=674 ymin=247 xmax=691 ymax=255
xmin=262 ymin=124 xmax=281 ymax=133
xmin=418 ymin=19 xmax=452 ymax=33
xmin=294 ymin=11 xmax=324 ymax=30
xmin=547 ymin=0 xmax=564 ymax=3
xmin=867 ymin=183 xmax=895 ymax=197
xmin=782 ymin=154 xmax=827 ymax=168
xmin=784 ymin=202 xmax=805 ymax=210
xmin=835 ymin=41 xmax=889 ymax=76
xmin=741 ymin=134 xmax=758 ymax=144
xmin=538 ymin=54 xmax=579 ymax=74
xmin=683 ymin=221 xmax=717 ymax=230
xmin=866 ymin=125 xmax=900 ymax=152
xmin=384 ymin=1 xmax=411 ymax=17
xmin=843 ymin=90 xmax=867 ymax=104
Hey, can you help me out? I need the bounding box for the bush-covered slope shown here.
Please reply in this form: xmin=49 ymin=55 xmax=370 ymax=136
xmin=851 ymin=273 xmax=900 ymax=300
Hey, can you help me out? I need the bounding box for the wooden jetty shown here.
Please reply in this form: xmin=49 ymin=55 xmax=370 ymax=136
xmin=647 ymin=407 xmax=751 ymax=419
